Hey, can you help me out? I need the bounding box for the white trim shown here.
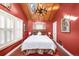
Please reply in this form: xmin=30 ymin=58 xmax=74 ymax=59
xmin=53 ymin=21 xmax=57 ymax=41
xmin=0 ymin=39 xmax=21 ymax=51
xmin=54 ymin=40 xmax=73 ymax=56
xmin=5 ymin=43 xmax=21 ymax=56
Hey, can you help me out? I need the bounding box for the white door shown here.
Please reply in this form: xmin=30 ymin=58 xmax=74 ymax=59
xmin=53 ymin=21 xmax=57 ymax=42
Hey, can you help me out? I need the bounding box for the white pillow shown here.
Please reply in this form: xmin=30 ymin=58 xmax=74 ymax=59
xmin=37 ymin=31 xmax=41 ymax=35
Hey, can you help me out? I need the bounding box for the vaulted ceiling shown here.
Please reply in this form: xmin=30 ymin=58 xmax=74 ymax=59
xmin=20 ymin=3 xmax=60 ymax=22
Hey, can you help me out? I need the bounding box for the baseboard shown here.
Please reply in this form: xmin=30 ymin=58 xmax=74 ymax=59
xmin=54 ymin=40 xmax=73 ymax=56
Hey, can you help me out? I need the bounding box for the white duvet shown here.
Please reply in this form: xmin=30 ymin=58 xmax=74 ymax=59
xmin=21 ymin=35 xmax=56 ymax=51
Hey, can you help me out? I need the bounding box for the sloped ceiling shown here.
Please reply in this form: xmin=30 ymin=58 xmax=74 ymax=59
xmin=20 ymin=3 xmax=60 ymax=22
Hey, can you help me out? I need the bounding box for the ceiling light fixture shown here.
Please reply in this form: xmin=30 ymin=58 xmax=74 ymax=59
xmin=35 ymin=7 xmax=47 ymax=16
xmin=29 ymin=3 xmax=48 ymax=16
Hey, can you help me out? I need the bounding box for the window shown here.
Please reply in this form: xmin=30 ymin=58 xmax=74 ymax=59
xmin=14 ymin=18 xmax=23 ymax=40
xmin=0 ymin=15 xmax=15 ymax=45
xmin=33 ymin=22 xmax=46 ymax=30
xmin=0 ymin=30 xmax=5 ymax=44
xmin=0 ymin=15 xmax=5 ymax=44
xmin=0 ymin=9 xmax=23 ymax=49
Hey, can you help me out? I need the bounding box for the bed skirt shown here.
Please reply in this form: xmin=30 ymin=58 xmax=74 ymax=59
xmin=22 ymin=49 xmax=56 ymax=55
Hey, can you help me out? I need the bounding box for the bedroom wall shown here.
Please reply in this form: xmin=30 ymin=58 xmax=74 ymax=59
xmin=28 ymin=20 xmax=53 ymax=38
xmin=56 ymin=3 xmax=79 ymax=55
xmin=0 ymin=3 xmax=28 ymax=56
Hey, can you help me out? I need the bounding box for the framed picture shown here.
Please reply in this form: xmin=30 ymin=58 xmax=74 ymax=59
xmin=61 ymin=18 xmax=70 ymax=32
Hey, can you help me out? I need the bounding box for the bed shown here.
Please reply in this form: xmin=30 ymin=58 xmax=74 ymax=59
xmin=21 ymin=32 xmax=57 ymax=55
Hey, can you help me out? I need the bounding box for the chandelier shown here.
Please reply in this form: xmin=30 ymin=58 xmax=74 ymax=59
xmin=35 ymin=6 xmax=47 ymax=16
xmin=29 ymin=3 xmax=60 ymax=17
xmin=29 ymin=3 xmax=48 ymax=16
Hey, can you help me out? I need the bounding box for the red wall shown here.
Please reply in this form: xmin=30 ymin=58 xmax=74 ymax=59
xmin=0 ymin=3 xmax=28 ymax=56
xmin=56 ymin=3 xmax=79 ymax=55
xmin=0 ymin=4 xmax=27 ymax=22
xmin=28 ymin=20 xmax=53 ymax=38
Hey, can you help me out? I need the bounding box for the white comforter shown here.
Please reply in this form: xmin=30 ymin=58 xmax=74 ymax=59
xmin=21 ymin=35 xmax=56 ymax=51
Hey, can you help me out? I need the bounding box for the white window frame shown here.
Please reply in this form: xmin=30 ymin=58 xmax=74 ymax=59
xmin=0 ymin=9 xmax=23 ymax=50
xmin=33 ymin=22 xmax=46 ymax=30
